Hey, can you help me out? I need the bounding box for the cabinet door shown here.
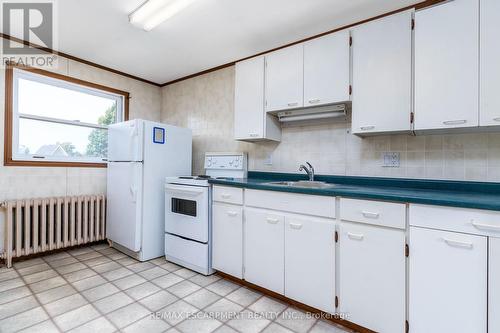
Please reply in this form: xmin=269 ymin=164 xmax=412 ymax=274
xmin=244 ymin=208 xmax=284 ymax=294
xmin=414 ymin=0 xmax=479 ymax=130
xmin=409 ymin=227 xmax=487 ymax=333
xmin=480 ymin=0 xmax=500 ymax=127
xmin=489 ymin=237 xmax=500 ymax=333
xmin=285 ymin=215 xmax=335 ymax=314
xmin=304 ymin=31 xmax=350 ymax=107
xmin=351 ymin=10 xmax=412 ymax=135
xmin=265 ymin=44 xmax=304 ymax=112
xmin=234 ymin=57 xmax=264 ymax=140
xmin=212 ymin=203 xmax=243 ymax=278
xmin=339 ymin=222 xmax=405 ymax=333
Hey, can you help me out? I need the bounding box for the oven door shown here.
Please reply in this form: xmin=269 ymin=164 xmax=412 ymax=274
xmin=165 ymin=183 xmax=209 ymax=243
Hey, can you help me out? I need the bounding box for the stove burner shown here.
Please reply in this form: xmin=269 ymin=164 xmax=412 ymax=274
xmin=179 ymin=176 xmax=195 ymax=179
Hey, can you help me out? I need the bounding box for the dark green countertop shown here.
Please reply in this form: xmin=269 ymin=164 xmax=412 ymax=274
xmin=208 ymin=172 xmax=500 ymax=212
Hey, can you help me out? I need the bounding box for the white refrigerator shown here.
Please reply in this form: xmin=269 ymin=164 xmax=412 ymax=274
xmin=106 ymin=119 xmax=192 ymax=261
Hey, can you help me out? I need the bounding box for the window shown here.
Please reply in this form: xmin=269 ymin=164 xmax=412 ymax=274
xmin=4 ymin=65 xmax=129 ymax=167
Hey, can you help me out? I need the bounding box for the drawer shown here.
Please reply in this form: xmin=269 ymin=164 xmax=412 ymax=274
xmin=213 ymin=186 xmax=243 ymax=205
xmin=410 ymin=204 xmax=500 ymax=237
xmin=340 ymin=198 xmax=406 ymax=229
xmin=245 ymin=189 xmax=335 ymax=218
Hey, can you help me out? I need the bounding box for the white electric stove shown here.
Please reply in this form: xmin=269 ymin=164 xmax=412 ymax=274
xmin=164 ymin=152 xmax=247 ymax=275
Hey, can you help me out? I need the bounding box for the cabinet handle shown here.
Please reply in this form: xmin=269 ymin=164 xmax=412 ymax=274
xmin=289 ymin=223 xmax=303 ymax=230
xmin=347 ymin=232 xmax=364 ymax=241
xmin=287 ymin=102 xmax=299 ymax=107
xmin=308 ymin=99 xmax=320 ymax=104
xmin=443 ymin=120 xmax=467 ymax=125
xmin=266 ymin=217 xmax=280 ymax=224
xmin=227 ymin=211 xmax=238 ymax=217
xmin=471 ymin=221 xmax=500 ymax=232
xmin=361 ymin=211 xmax=380 ymax=219
xmin=360 ymin=126 xmax=375 ymax=131
xmin=493 ymin=117 xmax=500 ymax=122
xmin=443 ymin=238 xmax=473 ymax=249
xmin=249 ymin=133 xmax=259 ymax=137
xmin=221 ymin=194 xmax=231 ymax=199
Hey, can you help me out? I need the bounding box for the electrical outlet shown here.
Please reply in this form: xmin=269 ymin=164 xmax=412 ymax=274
xmin=382 ymin=152 xmax=400 ymax=167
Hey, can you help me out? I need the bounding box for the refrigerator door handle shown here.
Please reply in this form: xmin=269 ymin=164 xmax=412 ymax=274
xmin=130 ymin=124 xmax=138 ymax=138
xmin=129 ymin=186 xmax=137 ymax=202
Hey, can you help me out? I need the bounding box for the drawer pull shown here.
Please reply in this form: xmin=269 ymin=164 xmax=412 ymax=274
xmin=493 ymin=117 xmax=500 ymax=122
xmin=347 ymin=232 xmax=364 ymax=241
xmin=360 ymin=126 xmax=375 ymax=131
xmin=226 ymin=211 xmax=238 ymax=217
xmin=287 ymin=102 xmax=299 ymax=107
xmin=221 ymin=194 xmax=231 ymax=199
xmin=308 ymin=99 xmax=321 ymax=104
xmin=443 ymin=238 xmax=473 ymax=249
xmin=361 ymin=211 xmax=380 ymax=219
xmin=289 ymin=223 xmax=303 ymax=230
xmin=249 ymin=133 xmax=260 ymax=137
xmin=266 ymin=217 xmax=280 ymax=224
xmin=471 ymin=221 xmax=500 ymax=232
xmin=443 ymin=119 xmax=467 ymax=125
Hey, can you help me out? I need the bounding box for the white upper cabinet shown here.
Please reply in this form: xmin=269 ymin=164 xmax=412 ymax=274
xmin=409 ymin=227 xmax=487 ymax=333
xmin=234 ymin=56 xmax=281 ymax=141
xmin=351 ymin=10 xmax=413 ymax=135
xmin=304 ymin=31 xmax=350 ymax=107
xmin=414 ymin=0 xmax=479 ymax=131
xmin=265 ymin=44 xmax=304 ymax=112
xmin=480 ymin=0 xmax=500 ymax=127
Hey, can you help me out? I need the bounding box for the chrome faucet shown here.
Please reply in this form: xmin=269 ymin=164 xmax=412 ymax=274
xmin=299 ymin=162 xmax=315 ymax=181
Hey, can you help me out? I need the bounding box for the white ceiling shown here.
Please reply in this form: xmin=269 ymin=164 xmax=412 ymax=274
xmin=5 ymin=0 xmax=422 ymax=85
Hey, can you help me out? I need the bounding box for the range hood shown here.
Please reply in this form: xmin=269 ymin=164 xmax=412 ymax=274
xmin=276 ymin=103 xmax=348 ymax=123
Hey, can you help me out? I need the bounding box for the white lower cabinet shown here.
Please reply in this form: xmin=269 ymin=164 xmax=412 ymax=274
xmin=339 ymin=221 xmax=406 ymax=333
xmin=244 ymin=208 xmax=285 ymax=294
xmin=409 ymin=226 xmax=487 ymax=333
xmin=212 ymin=202 xmax=243 ymax=278
xmin=213 ymin=188 xmax=499 ymax=333
xmin=285 ymin=215 xmax=335 ymax=313
xmin=490 ymin=237 xmax=500 ymax=333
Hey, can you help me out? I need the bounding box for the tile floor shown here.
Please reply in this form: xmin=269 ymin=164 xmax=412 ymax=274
xmin=0 ymin=244 xmax=354 ymax=333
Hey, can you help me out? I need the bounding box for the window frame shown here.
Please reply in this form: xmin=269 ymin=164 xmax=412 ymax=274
xmin=4 ymin=63 xmax=129 ymax=168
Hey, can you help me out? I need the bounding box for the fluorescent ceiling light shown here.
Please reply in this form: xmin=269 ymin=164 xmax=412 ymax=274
xmin=129 ymin=0 xmax=197 ymax=31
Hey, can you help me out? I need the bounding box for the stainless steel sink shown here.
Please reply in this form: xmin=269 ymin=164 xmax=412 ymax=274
xmin=265 ymin=180 xmax=336 ymax=189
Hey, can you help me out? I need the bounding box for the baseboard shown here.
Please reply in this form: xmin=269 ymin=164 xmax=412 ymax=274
xmin=216 ymin=271 xmax=376 ymax=333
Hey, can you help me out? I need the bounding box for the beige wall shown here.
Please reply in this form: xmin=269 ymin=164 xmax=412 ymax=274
xmin=161 ymin=66 xmax=500 ymax=182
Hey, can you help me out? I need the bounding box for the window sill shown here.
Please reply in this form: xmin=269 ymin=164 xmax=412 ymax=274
xmin=4 ymin=159 xmax=107 ymax=168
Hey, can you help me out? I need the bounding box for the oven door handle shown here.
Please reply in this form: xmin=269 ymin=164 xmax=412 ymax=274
xmin=165 ymin=184 xmax=206 ymax=196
